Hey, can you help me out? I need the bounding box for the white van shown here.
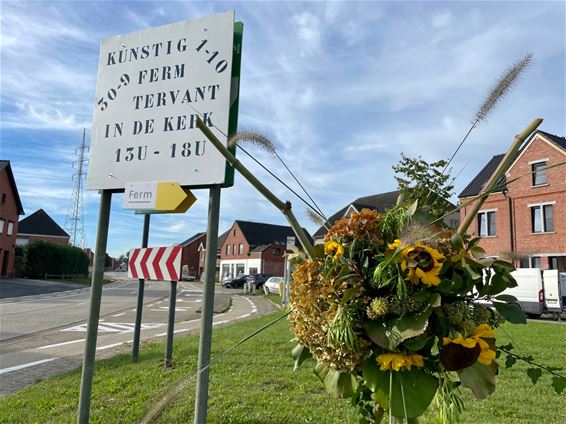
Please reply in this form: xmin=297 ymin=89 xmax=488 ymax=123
xmin=492 ymin=268 xmax=566 ymax=318
xmin=505 ymin=268 xmax=545 ymax=317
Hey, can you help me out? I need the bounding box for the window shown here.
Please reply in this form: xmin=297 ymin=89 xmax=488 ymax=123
xmin=531 ymin=204 xmax=554 ymax=233
xmin=222 ymin=264 xmax=230 ymax=278
xmin=519 ymin=257 xmax=542 ymax=268
xmin=238 ymin=244 xmax=244 ymax=255
xmin=477 ymin=211 xmax=496 ymax=236
xmin=236 ymin=264 xmax=245 ymax=277
xmin=272 ymin=247 xmax=281 ymax=255
xmin=7 ymin=221 xmax=14 ymax=236
xmin=1 ymin=193 xmax=5 ymax=205
xmin=226 ymin=244 xmax=231 ymax=255
xmin=549 ymin=257 xmax=558 ymax=270
xmin=249 ymin=267 xmax=258 ymax=275
xmin=519 ymin=258 xmax=530 ymax=268
xmin=532 ymin=161 xmax=548 ymax=186
xmin=233 ymin=244 xmax=236 ymax=255
xmin=233 ymin=229 xmax=237 ymax=236
xmin=0 ymin=219 xmax=4 ymax=234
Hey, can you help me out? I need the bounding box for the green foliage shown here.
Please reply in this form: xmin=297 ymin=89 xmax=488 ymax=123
xmin=314 ymin=364 xmax=359 ymax=399
xmin=392 ymin=153 xmax=455 ymax=221
xmin=362 ymin=359 xmax=439 ymax=418
xmin=458 ymin=362 xmax=498 ymax=400
xmin=22 ymin=240 xmax=89 ymax=278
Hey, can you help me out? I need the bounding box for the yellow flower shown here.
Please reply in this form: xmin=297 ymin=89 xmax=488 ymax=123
xmin=376 ymin=353 xmax=425 ymax=372
xmin=402 ymin=243 xmax=444 ymax=287
xmin=388 ymin=239 xmax=402 ymax=250
xmin=324 ymin=240 xmax=344 ymax=261
xmin=443 ymin=324 xmax=497 ymax=366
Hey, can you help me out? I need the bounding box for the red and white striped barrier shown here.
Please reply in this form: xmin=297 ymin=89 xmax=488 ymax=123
xmin=128 ymin=245 xmax=182 ymax=281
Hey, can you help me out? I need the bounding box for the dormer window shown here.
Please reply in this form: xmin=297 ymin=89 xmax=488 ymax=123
xmin=531 ymin=160 xmax=548 ymax=186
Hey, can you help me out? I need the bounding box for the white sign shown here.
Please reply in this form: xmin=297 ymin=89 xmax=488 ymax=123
xmin=286 ymin=236 xmax=296 ymax=251
xmin=123 ymin=182 xmax=157 ymax=209
xmin=87 ymin=11 xmax=235 ymax=190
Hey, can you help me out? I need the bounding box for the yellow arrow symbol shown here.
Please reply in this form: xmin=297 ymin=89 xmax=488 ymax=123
xmin=155 ymin=182 xmax=188 ymax=211
xmin=171 ymin=189 xmax=196 ymax=213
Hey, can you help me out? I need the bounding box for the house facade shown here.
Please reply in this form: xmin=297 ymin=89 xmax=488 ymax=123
xmin=179 ymin=232 xmax=206 ymax=280
xmin=0 ymin=160 xmax=24 ymax=277
xmin=16 ymin=209 xmax=70 ymax=246
xmin=218 ymin=220 xmax=310 ymax=281
xmin=313 ymin=190 xmax=460 ymax=244
xmin=458 ymin=131 xmax=566 ymax=271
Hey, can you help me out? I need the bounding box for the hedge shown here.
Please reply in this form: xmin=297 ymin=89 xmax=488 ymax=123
xmin=22 ymin=240 xmax=89 ymax=278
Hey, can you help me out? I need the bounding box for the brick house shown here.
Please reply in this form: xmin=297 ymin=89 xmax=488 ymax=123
xmin=218 ymin=220 xmax=311 ymax=281
xmin=458 ymin=130 xmax=566 ymax=271
xmin=179 ymin=232 xmax=206 ymax=280
xmin=312 ymin=190 xmax=460 ymax=244
xmin=16 ymin=209 xmax=69 ymax=246
xmin=0 ymin=160 xmax=24 ymax=277
xmin=198 ymin=230 xmax=229 ymax=281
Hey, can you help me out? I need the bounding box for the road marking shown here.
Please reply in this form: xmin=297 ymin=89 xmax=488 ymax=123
xmin=150 ymin=307 xmax=190 ymax=312
xmin=38 ymin=339 xmax=85 ymax=350
xmin=97 ymin=342 xmax=126 ymax=351
xmin=113 ymin=312 xmax=126 ymax=317
xmin=0 ymin=358 xmax=58 ymax=375
xmin=62 ymin=322 xmax=164 ymax=333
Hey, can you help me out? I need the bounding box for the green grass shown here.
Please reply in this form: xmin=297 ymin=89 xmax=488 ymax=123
xmin=0 ymin=316 xmax=564 ymax=424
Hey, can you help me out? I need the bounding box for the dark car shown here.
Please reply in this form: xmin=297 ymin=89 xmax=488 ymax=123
xmin=247 ymin=273 xmax=274 ymax=289
xmin=221 ymin=275 xmax=249 ymax=288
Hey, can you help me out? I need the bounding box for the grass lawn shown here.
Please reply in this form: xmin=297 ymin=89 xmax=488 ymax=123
xmin=0 ymin=314 xmax=564 ymax=424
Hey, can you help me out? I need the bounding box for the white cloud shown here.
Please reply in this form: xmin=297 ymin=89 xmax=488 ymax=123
xmin=432 ymin=11 xmax=452 ymax=28
xmin=292 ymin=11 xmax=322 ymax=56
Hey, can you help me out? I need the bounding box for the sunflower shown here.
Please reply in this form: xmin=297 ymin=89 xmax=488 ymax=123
xmin=324 ymin=240 xmax=345 ymax=261
xmin=442 ymin=324 xmax=496 ymax=367
xmin=377 ymin=352 xmax=425 ymax=372
xmin=391 ymin=242 xmax=444 ymax=287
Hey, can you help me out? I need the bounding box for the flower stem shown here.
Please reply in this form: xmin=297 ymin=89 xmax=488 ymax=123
xmin=457 ymin=118 xmax=543 ymax=238
xmin=196 ymin=117 xmax=315 ymax=259
xmin=499 ymin=347 xmax=565 ymax=378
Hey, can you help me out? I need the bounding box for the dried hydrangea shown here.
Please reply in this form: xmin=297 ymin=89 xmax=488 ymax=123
xmin=324 ymin=208 xmax=384 ymax=244
xmin=289 ymin=259 xmax=370 ymax=372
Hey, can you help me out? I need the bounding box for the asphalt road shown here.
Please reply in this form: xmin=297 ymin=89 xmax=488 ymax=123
xmin=0 ymin=274 xmax=276 ymax=395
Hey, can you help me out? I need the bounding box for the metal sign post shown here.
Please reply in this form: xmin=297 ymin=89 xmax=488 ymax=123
xmin=194 ymin=185 xmax=221 ymax=424
xmin=164 ymin=280 xmax=178 ymax=368
xmin=132 ymin=213 xmax=150 ymax=362
xmin=77 ymin=190 xmax=112 ymax=423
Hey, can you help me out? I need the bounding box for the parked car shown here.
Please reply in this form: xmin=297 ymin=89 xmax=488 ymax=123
xmin=221 ymin=275 xmax=249 ymax=288
xmin=181 ymin=265 xmax=196 ymax=281
xmin=247 ymin=273 xmax=274 ymax=290
xmin=263 ymin=276 xmax=284 ymax=294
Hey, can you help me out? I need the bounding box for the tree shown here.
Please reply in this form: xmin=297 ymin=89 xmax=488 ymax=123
xmin=392 ymin=153 xmax=455 ymax=221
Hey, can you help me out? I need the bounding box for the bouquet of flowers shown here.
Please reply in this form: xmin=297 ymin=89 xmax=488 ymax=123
xmin=289 ymin=206 xmax=535 ymax=423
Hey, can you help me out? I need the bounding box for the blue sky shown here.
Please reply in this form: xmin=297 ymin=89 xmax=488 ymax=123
xmin=1 ymin=0 xmax=564 ymax=257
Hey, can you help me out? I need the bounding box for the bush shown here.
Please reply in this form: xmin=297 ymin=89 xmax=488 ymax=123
xmin=23 ymin=240 xmax=89 ymax=278
xmin=14 ymin=245 xmax=26 ymax=277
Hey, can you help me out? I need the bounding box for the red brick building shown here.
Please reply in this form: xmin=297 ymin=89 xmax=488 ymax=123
xmin=0 ymin=160 xmax=24 ymax=277
xmin=459 ymin=130 xmax=566 ymax=271
xmin=179 ymin=232 xmax=206 ymax=280
xmin=218 ymin=220 xmax=311 ymax=281
xmin=16 ymin=209 xmax=69 ymax=246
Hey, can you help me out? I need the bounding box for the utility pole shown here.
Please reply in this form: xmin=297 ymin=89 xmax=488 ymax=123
xmin=65 ymin=128 xmax=88 ymax=247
